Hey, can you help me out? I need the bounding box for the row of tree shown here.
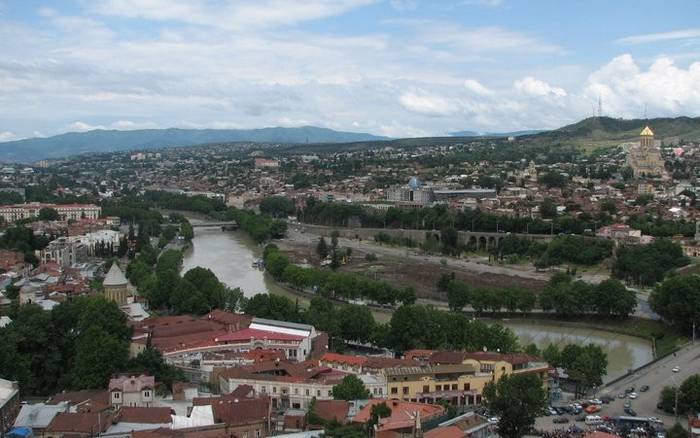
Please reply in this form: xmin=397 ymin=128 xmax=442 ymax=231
xmin=299 ymin=199 xmax=694 ymax=238
xmin=444 ymin=273 xmax=637 ymax=317
xmin=0 ymin=296 xmax=183 ymax=395
xmin=613 ymin=239 xmax=689 ymax=286
xmin=126 ymin=246 xmax=244 ymax=315
xmin=658 ymin=374 xmax=700 ymax=416
xmin=264 ymin=244 xmax=416 ymax=306
xmin=212 ymin=207 xmax=287 ymax=243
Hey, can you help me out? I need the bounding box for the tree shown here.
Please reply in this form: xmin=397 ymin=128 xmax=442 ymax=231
xmin=446 ymin=280 xmax=470 ymax=312
xmin=540 ymin=198 xmax=557 ymax=219
xmin=72 ymin=326 xmax=129 ymax=389
xmin=593 ymin=279 xmax=637 ymax=317
xmin=338 ymin=305 xmax=375 ymax=343
xmin=259 ymin=196 xmax=296 ymax=218
xmin=38 ymin=207 xmax=60 ymax=221
xmin=483 ymin=373 xmax=547 ymax=438
xmin=650 ymin=275 xmax=700 ymax=331
xmin=658 ymin=386 xmax=678 ymax=414
xmin=668 ymin=423 xmax=688 ymax=438
xmin=317 ymin=237 xmax=329 ymax=259
xmin=124 ymin=347 xmax=185 ymax=389
xmin=332 ymin=375 xmax=370 ymax=401
xmin=679 ymin=374 xmax=700 ymax=414
xmin=367 ymin=402 xmax=392 ymax=429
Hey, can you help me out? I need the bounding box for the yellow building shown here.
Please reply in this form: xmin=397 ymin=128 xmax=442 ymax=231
xmin=386 ymin=352 xmax=550 ymax=406
xmin=103 ymin=263 xmax=130 ymax=305
xmin=627 ymin=126 xmax=666 ymax=178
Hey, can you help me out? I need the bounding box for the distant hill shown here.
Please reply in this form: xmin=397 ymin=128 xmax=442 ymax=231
xmin=0 ymin=126 xmax=389 ymax=162
xmin=449 ymin=129 xmax=546 ymax=137
xmin=524 ymin=116 xmax=700 ymax=149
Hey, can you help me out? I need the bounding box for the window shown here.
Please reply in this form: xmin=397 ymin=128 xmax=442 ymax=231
xmin=435 ymin=385 xmax=441 ymax=391
xmin=294 ymin=388 xmax=299 ymax=395
xmin=402 ymin=387 xmax=409 ymax=395
xmin=305 ymin=389 xmax=310 ymax=396
xmin=317 ymin=390 xmax=321 ymax=397
xmin=422 ymin=385 xmax=429 ymax=393
xmin=391 ymin=387 xmax=398 ymax=394
xmin=273 ymin=387 xmax=277 ymax=394
xmin=144 ymin=391 xmax=150 ymax=397
xmin=256 ymin=430 xmax=261 ymax=438
xmin=451 ymin=384 xmax=458 ymax=391
xmin=114 ymin=393 xmax=120 ymax=399
xmin=463 ymin=383 xmax=470 ymax=391
xmin=328 ymin=390 xmax=332 ymax=397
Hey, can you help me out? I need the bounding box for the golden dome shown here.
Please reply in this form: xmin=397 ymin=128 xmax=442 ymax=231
xmin=640 ymin=125 xmax=654 ymax=136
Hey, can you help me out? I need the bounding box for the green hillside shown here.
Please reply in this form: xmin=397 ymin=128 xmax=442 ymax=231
xmin=524 ymin=116 xmax=700 ymax=149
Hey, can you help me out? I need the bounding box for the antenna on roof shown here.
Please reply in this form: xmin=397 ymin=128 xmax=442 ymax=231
xmin=597 ymin=95 xmax=603 ymax=118
xmin=643 ymin=104 xmax=648 ymax=120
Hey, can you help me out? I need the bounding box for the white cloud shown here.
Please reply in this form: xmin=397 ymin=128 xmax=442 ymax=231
xmin=514 ymin=76 xmax=567 ymax=97
xmin=0 ymin=131 xmax=21 ymax=142
xmin=617 ymin=28 xmax=700 ymax=45
xmin=92 ymin=0 xmax=376 ymax=30
xmin=464 ymin=79 xmax=493 ymax=96
xmin=66 ymin=121 xmax=104 ymax=132
xmin=399 ymin=91 xmax=459 ymax=117
xmin=390 ymin=0 xmax=417 ymax=11
xmin=584 ymin=54 xmax=700 ymax=117
xmin=65 ymin=120 xmax=157 ymax=132
xmin=462 ymin=0 xmax=503 ymax=7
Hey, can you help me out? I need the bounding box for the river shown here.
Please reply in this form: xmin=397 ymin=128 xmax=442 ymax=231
xmin=182 ymin=223 xmax=653 ymax=382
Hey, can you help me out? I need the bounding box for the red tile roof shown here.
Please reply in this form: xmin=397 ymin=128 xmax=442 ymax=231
xmin=215 ymin=328 xmax=304 ymax=343
xmin=320 ymin=352 xmax=367 ymax=366
xmin=313 ymin=400 xmax=349 ymax=424
xmin=46 ymin=412 xmax=110 ymax=434
xmin=425 ymin=425 xmax=464 ymax=438
xmin=353 ymin=399 xmax=444 ymax=432
xmin=117 ymin=407 xmax=173 ymax=424
xmin=210 ymin=397 xmax=270 ymax=426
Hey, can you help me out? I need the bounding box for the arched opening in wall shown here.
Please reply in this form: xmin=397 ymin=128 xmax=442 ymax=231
xmin=469 ymin=236 xmax=477 ymax=249
xmin=434 ymin=233 xmax=440 ymax=242
xmin=488 ymin=236 xmax=496 ymax=249
xmin=478 ymin=236 xmax=487 ymax=250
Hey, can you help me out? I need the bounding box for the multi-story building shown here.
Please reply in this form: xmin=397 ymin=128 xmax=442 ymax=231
xmin=0 ymin=203 xmax=100 ymax=223
xmin=109 ymin=375 xmax=155 ymax=408
xmin=627 ymin=126 xmax=666 ymax=178
xmin=385 ymin=351 xmax=550 ymax=406
xmin=219 ymin=362 xmax=346 ymax=411
xmin=0 ymin=379 xmax=20 ymax=434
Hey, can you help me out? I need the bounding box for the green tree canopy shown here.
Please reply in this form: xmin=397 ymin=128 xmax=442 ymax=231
xmin=483 ymin=373 xmax=547 ymax=438
xmin=332 ymin=375 xmax=371 ymax=401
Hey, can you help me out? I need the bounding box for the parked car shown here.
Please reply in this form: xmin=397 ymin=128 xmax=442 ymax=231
xmin=624 ymin=407 xmax=637 ymax=417
xmin=488 ymin=417 xmax=500 ymax=424
xmin=553 ymin=417 xmax=570 ymax=424
xmin=575 ymin=414 xmax=587 ymax=422
xmin=629 ymin=392 xmax=638 ymax=399
xmin=640 ymin=385 xmax=650 ymax=392
xmin=618 ymin=393 xmax=626 ymax=399
xmin=626 ymin=386 xmax=635 ymax=393
xmin=585 ymin=405 xmax=601 ymax=414
xmin=600 ymin=395 xmax=614 ymax=403
xmin=672 ymin=366 xmax=681 ymax=373
xmin=624 ymin=402 xmax=631 ymax=409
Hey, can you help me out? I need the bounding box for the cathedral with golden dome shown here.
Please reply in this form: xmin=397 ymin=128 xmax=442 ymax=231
xmin=626 ymin=125 xmax=666 ymax=178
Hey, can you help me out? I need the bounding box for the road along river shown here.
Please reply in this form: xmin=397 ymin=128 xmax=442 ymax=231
xmin=182 ymin=222 xmax=653 ymax=382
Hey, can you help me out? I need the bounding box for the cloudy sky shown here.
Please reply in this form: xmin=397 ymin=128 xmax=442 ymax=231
xmin=1 ymin=0 xmax=700 ymax=141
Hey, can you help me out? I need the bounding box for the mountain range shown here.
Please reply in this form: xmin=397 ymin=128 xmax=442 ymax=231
xmin=0 ymin=126 xmax=388 ymax=163
xmin=1 ymin=115 xmax=700 ymax=163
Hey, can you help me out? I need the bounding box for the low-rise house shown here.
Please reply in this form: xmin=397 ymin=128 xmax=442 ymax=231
xmin=106 ymin=407 xmax=173 ymax=434
xmin=424 ymin=411 xmax=495 ymax=438
xmin=44 ymin=411 xmax=111 ymax=438
xmin=14 ymin=403 xmax=70 ymax=436
xmin=352 ymin=399 xmax=444 ymax=438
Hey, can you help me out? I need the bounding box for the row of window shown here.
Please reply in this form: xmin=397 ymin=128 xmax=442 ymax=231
xmin=261 ymin=385 xmax=332 ymax=398
xmin=389 ymin=382 xmax=471 ymax=395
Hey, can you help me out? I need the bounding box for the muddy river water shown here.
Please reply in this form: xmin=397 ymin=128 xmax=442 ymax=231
xmin=182 ymin=223 xmax=653 ymax=382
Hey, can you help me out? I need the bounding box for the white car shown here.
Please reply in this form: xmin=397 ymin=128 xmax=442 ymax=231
xmin=648 ymin=417 xmax=663 ymax=425
xmin=629 ymin=392 xmax=638 ymax=399
xmin=672 ymin=366 xmax=681 ymax=373
xmin=489 ymin=417 xmax=500 ymax=424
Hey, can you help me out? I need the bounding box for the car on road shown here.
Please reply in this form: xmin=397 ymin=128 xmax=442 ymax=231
xmin=640 ymin=385 xmax=650 ymax=392
xmin=623 ymin=402 xmax=631 ymax=409
xmin=648 ymin=417 xmax=663 ymax=425
xmin=626 ymin=386 xmax=635 ymax=393
xmin=553 ymin=417 xmax=570 ymax=424
xmin=600 ymin=395 xmax=614 ymax=403
xmin=618 ymin=392 xmax=626 ymax=399
xmin=548 ymin=408 xmax=557 ymax=416
xmin=624 ymin=407 xmax=637 ymax=416
xmin=672 ymin=366 xmax=681 ymax=373
xmin=488 ymin=417 xmax=500 ymax=424
xmin=629 ymin=392 xmax=638 ymax=399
